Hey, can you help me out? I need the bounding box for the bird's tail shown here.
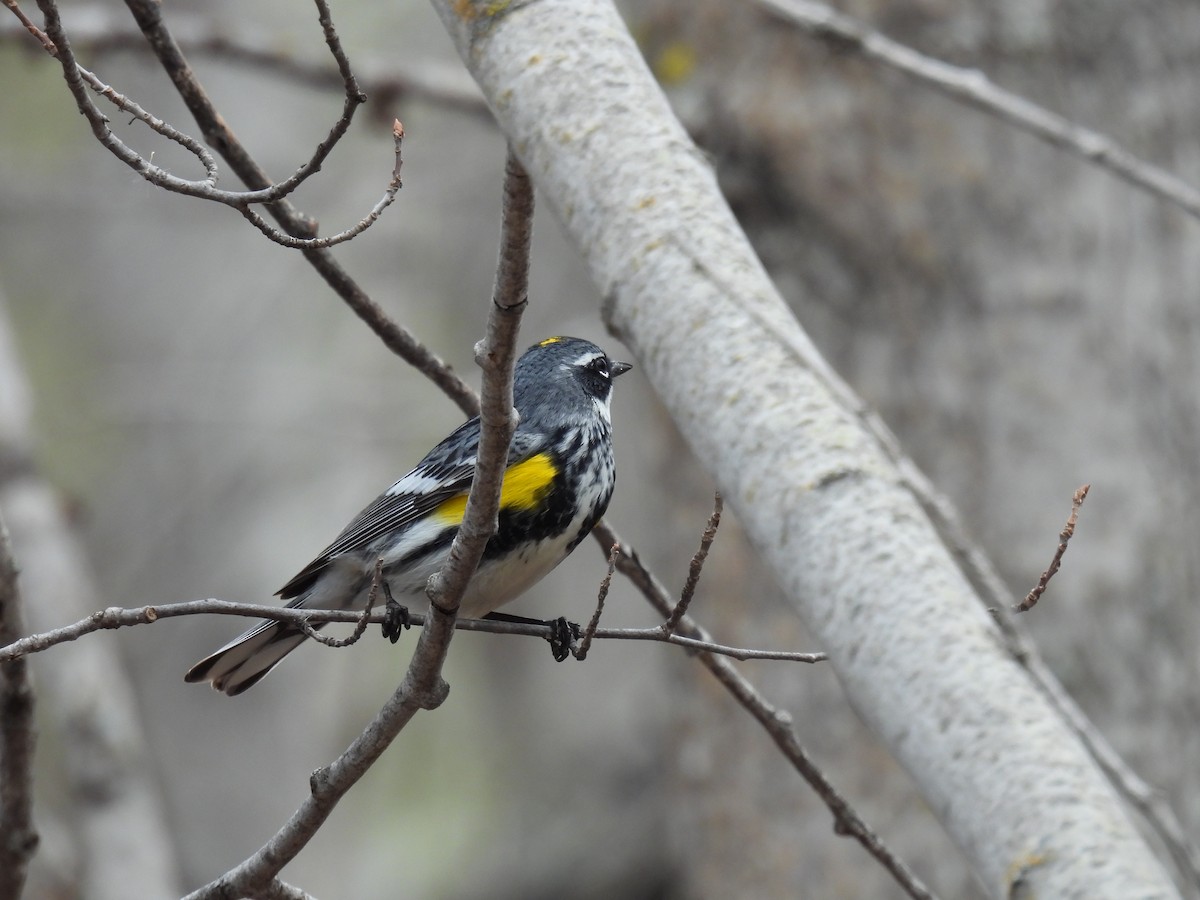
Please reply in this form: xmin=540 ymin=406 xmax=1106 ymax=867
xmin=184 ymin=614 xmax=311 ymax=696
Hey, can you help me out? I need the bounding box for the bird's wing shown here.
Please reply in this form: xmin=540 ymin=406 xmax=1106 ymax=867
xmin=276 ymin=422 xmax=547 ymax=598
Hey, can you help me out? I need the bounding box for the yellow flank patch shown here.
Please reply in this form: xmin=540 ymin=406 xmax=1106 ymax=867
xmin=537 ymin=336 xmax=563 ymax=347
xmin=433 ymin=453 xmax=557 ymax=525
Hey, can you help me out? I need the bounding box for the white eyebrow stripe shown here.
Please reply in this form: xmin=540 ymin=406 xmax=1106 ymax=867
xmin=570 ymin=350 xmax=605 ymax=368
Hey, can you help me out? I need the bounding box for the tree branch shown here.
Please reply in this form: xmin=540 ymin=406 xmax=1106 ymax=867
xmin=663 ymin=492 xmax=722 ymax=633
xmin=592 ymin=522 xmax=935 ymax=899
xmin=433 ymin=1 xmax=1177 ymax=893
xmin=0 ymin=512 xmax=37 ymax=900
xmin=183 ymin=148 xmax=531 ymax=900
xmin=1012 ymin=484 xmax=1089 ymax=613
xmin=0 ymin=598 xmax=826 ymax=666
xmin=20 ymin=0 xmax=411 ymax=245
xmin=106 ymin=0 xmax=480 ymax=414
xmin=755 ymin=0 xmax=1200 ymax=222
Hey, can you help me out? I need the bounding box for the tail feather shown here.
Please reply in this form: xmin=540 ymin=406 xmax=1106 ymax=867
xmin=184 ymin=620 xmax=310 ymax=696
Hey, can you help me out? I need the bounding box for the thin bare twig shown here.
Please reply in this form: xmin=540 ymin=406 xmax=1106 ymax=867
xmin=2 ymin=0 xmax=54 ymax=52
xmin=0 ymin=512 xmax=38 ymax=900
xmin=234 ymin=119 xmax=406 ymax=251
xmin=592 ymin=523 xmax=935 ymax=899
xmin=297 ymin=559 xmax=385 ymax=649
xmin=1011 ymin=484 xmax=1090 ymax=613
xmin=183 ymin=150 xmax=531 ymax=900
xmin=9 ymin=0 xmax=476 ymax=410
xmin=574 ymin=543 xmax=619 ymax=660
xmin=20 ymin=0 xmax=407 ymax=246
xmin=0 ymin=14 xmax=489 ymax=119
xmin=755 ymin=0 xmax=1200 ymax=222
xmin=663 ymin=492 xmax=722 ymax=633
xmin=116 ymin=0 xmax=479 ymax=415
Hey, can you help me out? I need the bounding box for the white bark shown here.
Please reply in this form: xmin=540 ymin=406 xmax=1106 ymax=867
xmin=430 ymin=1 xmax=1178 ymax=896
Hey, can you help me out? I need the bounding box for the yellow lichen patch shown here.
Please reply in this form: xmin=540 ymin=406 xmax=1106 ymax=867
xmin=1005 ymin=850 xmax=1051 ymax=898
xmin=635 ymin=196 xmax=657 ymax=210
xmin=654 ymin=42 xmax=697 ymax=86
xmin=434 ymin=453 xmax=558 ymax=525
xmin=451 ymin=0 xmax=511 ymax=21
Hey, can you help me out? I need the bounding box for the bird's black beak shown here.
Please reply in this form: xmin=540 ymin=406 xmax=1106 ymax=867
xmin=611 ymin=360 xmax=633 ymax=378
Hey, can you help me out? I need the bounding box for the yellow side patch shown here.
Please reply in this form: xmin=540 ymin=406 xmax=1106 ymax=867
xmin=433 ymin=453 xmax=557 ymax=525
xmin=537 ymin=336 xmax=563 ymax=347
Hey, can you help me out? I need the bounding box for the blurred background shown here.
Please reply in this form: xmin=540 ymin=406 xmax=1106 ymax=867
xmin=2 ymin=1 xmax=1199 ymax=897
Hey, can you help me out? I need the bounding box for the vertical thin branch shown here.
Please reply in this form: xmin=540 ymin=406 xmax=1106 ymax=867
xmin=574 ymin=544 xmax=619 ymax=660
xmin=184 ymin=149 xmax=533 ymax=900
xmin=428 ymin=147 xmax=532 ymax=609
xmin=1013 ymin=484 xmax=1089 ymax=613
xmin=663 ymin=492 xmax=722 ymax=633
xmin=0 ymin=512 xmax=37 ymax=900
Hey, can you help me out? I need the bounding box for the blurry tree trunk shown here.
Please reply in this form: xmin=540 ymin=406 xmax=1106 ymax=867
xmin=0 ymin=288 xmax=181 ymax=900
xmin=432 ymin=1 xmax=1183 ymax=897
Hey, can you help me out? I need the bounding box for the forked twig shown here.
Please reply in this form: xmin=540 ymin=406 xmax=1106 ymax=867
xmin=297 ymin=559 xmax=386 ymax=648
xmin=664 ymin=492 xmax=722 ymax=633
xmin=574 ymin=543 xmax=619 ymax=660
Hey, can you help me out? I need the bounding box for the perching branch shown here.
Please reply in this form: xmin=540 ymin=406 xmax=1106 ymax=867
xmin=182 ymin=147 xmax=532 ymax=900
xmin=755 ymin=0 xmax=1200 ymax=222
xmin=0 ymin=598 xmax=826 ymax=667
xmin=0 ymin=512 xmax=37 ymax=900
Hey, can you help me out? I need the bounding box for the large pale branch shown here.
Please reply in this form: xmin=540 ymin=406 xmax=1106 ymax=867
xmin=430 ymin=1 xmax=1179 ymax=896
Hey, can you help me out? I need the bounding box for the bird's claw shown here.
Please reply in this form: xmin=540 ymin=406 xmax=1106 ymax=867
xmin=548 ymin=616 xmax=581 ymax=662
xmin=381 ymin=584 xmax=411 ymax=644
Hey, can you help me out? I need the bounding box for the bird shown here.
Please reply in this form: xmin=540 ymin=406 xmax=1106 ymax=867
xmin=185 ymin=336 xmax=632 ymax=695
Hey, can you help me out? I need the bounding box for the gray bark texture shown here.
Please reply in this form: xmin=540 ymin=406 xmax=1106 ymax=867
xmin=432 ymin=1 xmax=1180 ymax=897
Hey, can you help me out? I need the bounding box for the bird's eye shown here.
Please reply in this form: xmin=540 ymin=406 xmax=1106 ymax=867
xmin=587 ymin=356 xmax=611 ymax=378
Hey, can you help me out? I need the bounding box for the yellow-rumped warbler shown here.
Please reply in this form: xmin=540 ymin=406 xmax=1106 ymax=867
xmin=185 ymin=336 xmax=632 ymax=695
